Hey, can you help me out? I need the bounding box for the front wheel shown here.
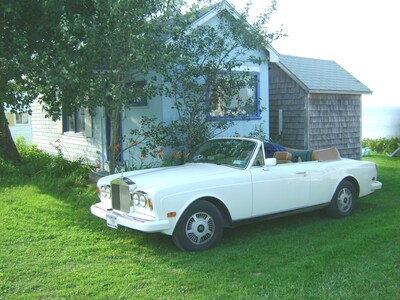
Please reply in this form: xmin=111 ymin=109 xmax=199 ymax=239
xmin=172 ymin=200 xmax=224 ymax=251
xmin=326 ymin=180 xmax=356 ymax=218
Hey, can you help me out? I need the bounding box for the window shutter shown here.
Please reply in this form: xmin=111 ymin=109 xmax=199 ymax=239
xmin=56 ymin=116 xmax=63 ymax=134
xmin=84 ymin=109 xmax=93 ymax=137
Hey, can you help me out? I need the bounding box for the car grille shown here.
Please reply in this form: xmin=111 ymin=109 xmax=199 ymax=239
xmin=111 ymin=177 xmax=136 ymax=213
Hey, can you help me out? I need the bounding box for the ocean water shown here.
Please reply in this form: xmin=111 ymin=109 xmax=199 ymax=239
xmin=362 ymin=106 xmax=400 ymax=139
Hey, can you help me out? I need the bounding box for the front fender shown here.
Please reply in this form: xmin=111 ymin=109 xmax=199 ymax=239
xmin=157 ymin=191 xmax=227 ymax=235
xmin=156 ymin=181 xmax=251 ymax=235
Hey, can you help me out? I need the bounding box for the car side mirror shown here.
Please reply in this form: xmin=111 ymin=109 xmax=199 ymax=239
xmin=264 ymin=158 xmax=277 ymax=170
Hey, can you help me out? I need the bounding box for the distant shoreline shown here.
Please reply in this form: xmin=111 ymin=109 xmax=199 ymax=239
xmin=362 ymin=106 xmax=400 ymax=139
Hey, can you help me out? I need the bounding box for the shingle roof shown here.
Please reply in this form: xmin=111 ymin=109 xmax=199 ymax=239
xmin=277 ymin=54 xmax=372 ymax=94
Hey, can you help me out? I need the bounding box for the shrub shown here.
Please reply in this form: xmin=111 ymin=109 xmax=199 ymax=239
xmin=0 ymin=156 xmax=17 ymax=175
xmin=12 ymin=137 xmax=92 ymax=188
xmin=362 ymin=137 xmax=400 ymax=153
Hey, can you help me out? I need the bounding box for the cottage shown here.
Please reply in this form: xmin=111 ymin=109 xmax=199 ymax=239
xmin=24 ymin=1 xmax=270 ymax=170
xmin=268 ymin=52 xmax=372 ymax=160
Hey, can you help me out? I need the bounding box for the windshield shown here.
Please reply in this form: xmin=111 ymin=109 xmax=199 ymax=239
xmin=188 ymin=139 xmax=257 ymax=169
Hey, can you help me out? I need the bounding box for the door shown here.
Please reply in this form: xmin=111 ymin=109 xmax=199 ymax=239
xmin=250 ymin=163 xmax=310 ymax=217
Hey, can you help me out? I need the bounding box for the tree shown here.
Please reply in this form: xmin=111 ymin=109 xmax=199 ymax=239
xmin=1 ymin=0 xmax=41 ymax=161
xmin=1 ymin=0 xmax=179 ymax=172
xmin=130 ymin=1 xmax=284 ymax=161
xmin=1 ymin=0 xmax=94 ymax=161
xmin=41 ymin=0 xmax=176 ymax=173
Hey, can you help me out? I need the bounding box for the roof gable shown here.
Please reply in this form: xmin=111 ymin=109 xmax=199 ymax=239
xmin=166 ymin=1 xmax=242 ymax=46
xmin=276 ymin=54 xmax=372 ymax=95
xmin=186 ymin=1 xmax=238 ymax=30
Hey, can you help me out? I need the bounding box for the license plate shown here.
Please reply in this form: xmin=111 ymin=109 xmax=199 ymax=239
xmin=106 ymin=213 xmax=118 ymax=229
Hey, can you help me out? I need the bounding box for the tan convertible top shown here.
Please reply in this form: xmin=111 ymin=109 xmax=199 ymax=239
xmin=273 ymin=147 xmax=341 ymax=164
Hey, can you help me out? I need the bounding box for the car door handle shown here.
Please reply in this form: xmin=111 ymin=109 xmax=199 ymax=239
xmin=296 ymin=172 xmax=306 ymax=176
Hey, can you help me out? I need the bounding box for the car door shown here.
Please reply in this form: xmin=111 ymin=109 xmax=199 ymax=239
xmin=306 ymin=161 xmax=342 ymax=206
xmin=250 ymin=160 xmax=310 ymax=217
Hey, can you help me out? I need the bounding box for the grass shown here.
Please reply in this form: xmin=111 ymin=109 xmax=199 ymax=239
xmin=1 ymin=153 xmax=399 ymax=299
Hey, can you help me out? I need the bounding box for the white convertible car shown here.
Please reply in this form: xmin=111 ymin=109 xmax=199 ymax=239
xmin=91 ymin=137 xmax=382 ymax=251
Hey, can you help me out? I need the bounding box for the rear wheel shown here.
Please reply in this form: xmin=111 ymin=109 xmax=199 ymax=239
xmin=326 ymin=180 xmax=356 ymax=218
xmin=172 ymin=200 xmax=224 ymax=251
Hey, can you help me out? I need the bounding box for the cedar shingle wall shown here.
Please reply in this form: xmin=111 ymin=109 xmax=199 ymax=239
xmin=308 ymin=94 xmax=361 ymax=159
xmin=269 ymin=63 xmax=362 ymax=160
xmin=269 ymin=64 xmax=307 ymax=149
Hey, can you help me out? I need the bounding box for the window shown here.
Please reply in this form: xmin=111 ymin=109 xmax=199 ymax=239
xmin=188 ymin=138 xmax=257 ymax=169
xmin=208 ymin=72 xmax=260 ymax=120
xmin=64 ymin=108 xmax=85 ymax=133
xmin=252 ymin=147 xmax=265 ymax=167
xmin=63 ymin=108 xmax=92 ymax=137
xmin=15 ymin=113 xmax=29 ymax=124
xmin=127 ymin=80 xmax=148 ymax=107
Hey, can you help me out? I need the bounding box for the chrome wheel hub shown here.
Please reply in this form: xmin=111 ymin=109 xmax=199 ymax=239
xmin=337 ymin=187 xmax=353 ymax=213
xmin=185 ymin=212 xmax=215 ymax=245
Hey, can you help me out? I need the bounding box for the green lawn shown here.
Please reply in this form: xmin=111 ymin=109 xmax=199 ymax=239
xmin=1 ymin=154 xmax=399 ymax=299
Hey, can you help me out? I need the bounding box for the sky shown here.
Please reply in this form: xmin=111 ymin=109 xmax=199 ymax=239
xmin=228 ymin=0 xmax=400 ymax=107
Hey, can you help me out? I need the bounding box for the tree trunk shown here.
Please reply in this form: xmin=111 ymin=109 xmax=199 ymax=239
xmin=0 ymin=105 xmax=21 ymax=162
xmin=107 ymin=109 xmax=120 ymax=174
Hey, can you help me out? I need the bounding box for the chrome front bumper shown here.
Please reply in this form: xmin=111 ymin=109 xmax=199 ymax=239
xmin=371 ymin=181 xmax=383 ymax=191
xmin=90 ymin=202 xmax=170 ymax=233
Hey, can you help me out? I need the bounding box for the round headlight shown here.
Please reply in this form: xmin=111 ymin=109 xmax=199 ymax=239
xmin=101 ymin=186 xmax=106 ymax=198
xmin=105 ymin=186 xmax=111 ymax=199
xmin=132 ymin=193 xmax=140 ymax=206
xmin=139 ymin=194 xmax=147 ymax=207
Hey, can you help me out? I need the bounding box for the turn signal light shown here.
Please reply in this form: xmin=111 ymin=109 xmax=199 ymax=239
xmin=167 ymin=212 xmax=176 ymax=218
xmin=148 ymin=199 xmax=153 ymax=211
